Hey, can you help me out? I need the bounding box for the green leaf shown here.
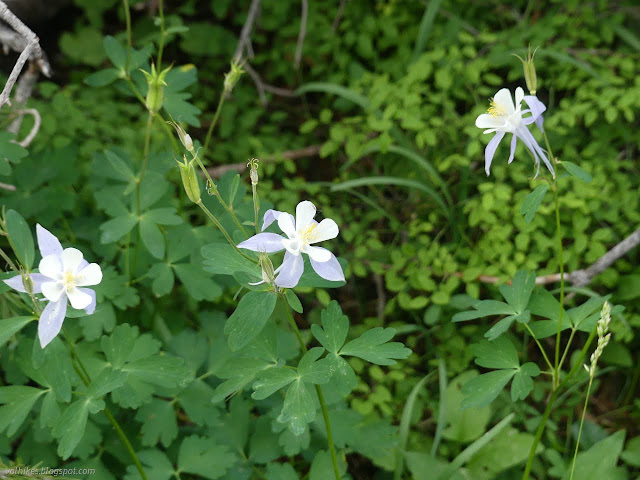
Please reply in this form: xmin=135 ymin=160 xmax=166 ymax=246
xmin=472 ymin=337 xmax=519 ymax=369
xmin=0 ymin=386 xmax=46 ymax=436
xmin=122 ymin=355 xmax=194 ymax=388
xmin=443 ymin=371 xmax=491 ymax=443
xmin=0 ymin=316 xmax=36 ymax=349
xmin=266 ymin=463 xmax=299 ymax=480
xmin=52 ymin=400 xmax=90 ymax=460
xmin=150 ymin=263 xmax=175 ymax=296
xmin=136 ymin=398 xmax=178 ymax=448
xmin=252 ymin=367 xmax=298 ymax=400
xmin=297 ymin=347 xmax=331 ymax=384
xmin=562 ymin=431 xmax=626 ymax=480
xmin=224 ymin=291 xmax=278 ymax=351
xmin=461 ymin=370 xmax=515 ymax=409
xmin=100 ymin=215 xmax=137 ymax=243
xmin=562 ymin=161 xmax=592 ymax=183
xmin=323 ymin=353 xmax=357 ymax=397
xmin=145 ymin=207 xmax=182 ymax=225
xmin=311 ymin=300 xmax=349 ymax=353
xmin=84 ymin=68 xmax=121 ymax=87
xmin=452 ymin=300 xmax=516 ymax=322
xmin=467 ymin=427 xmax=537 ymax=479
xmin=308 ymin=449 xmax=348 ymax=480
xmin=178 ymin=435 xmax=236 ymax=479
xmin=340 ymin=327 xmax=411 ymax=365
xmin=124 ymin=449 xmax=174 ymax=480
xmin=104 ymin=150 xmax=135 ymax=181
xmin=6 ymin=210 xmax=34 ymax=269
xmin=173 ymin=263 xmax=222 ymax=301
xmin=140 ymin=218 xmax=165 ymax=259
xmin=511 ymin=363 xmax=540 ymax=401
xmin=103 ymin=35 xmax=126 ymax=69
xmin=285 ymin=289 xmax=303 ymax=313
xmin=501 ymin=270 xmax=536 ymax=313
xmin=520 ymin=184 xmax=548 ymax=223
xmin=278 ymin=379 xmax=315 ymax=435
xmin=202 ymin=243 xmax=261 ymax=278
xmin=86 ymin=369 xmax=128 ymax=398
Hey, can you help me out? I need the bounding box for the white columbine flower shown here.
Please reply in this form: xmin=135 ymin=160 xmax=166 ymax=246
xmin=475 ymin=87 xmax=554 ymax=178
xmin=4 ymin=224 xmax=103 ymax=348
xmin=237 ymin=200 xmax=345 ymax=288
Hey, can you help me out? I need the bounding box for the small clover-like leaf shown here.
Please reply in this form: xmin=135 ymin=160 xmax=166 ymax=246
xmin=311 ymin=301 xmax=349 ymax=353
xmin=340 ymin=327 xmax=411 ymax=365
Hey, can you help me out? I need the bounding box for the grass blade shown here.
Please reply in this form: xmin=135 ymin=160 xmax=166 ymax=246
xmin=394 ymin=371 xmax=437 ymax=480
xmin=412 ymin=0 xmax=443 ymax=61
xmin=436 ymin=413 xmax=515 ymax=480
xmin=330 ymin=176 xmax=449 ymax=216
xmin=431 ymin=360 xmax=447 ymax=457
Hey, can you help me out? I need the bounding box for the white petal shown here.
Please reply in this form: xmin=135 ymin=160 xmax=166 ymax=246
xmin=238 ymin=233 xmax=286 ymax=253
xmin=61 ymin=248 xmax=84 ymax=273
xmin=41 ymin=281 xmax=64 ymax=302
xmin=277 ymin=212 xmax=296 ymax=238
xmin=4 ymin=273 xmax=47 ymax=293
xmin=295 ymin=201 xmax=317 ymax=230
xmin=475 ymin=114 xmax=504 ymax=129
xmin=75 ymin=263 xmax=103 ymax=287
xmin=303 ymin=245 xmax=332 ymax=262
xmin=274 ymin=251 xmax=304 ymax=288
xmin=39 ymin=255 xmax=63 ymax=279
xmin=38 ymin=296 xmax=67 ymax=348
xmin=67 ymin=287 xmax=92 ymax=310
xmin=79 ymin=288 xmax=97 ymax=315
xmin=36 ymin=224 xmax=63 ymax=258
xmin=493 ymin=88 xmax=515 ymax=115
xmin=308 ymin=218 xmax=339 ymax=244
xmin=282 ymin=237 xmax=303 ymax=256
xmin=310 ymin=250 xmax=345 ymax=282
xmin=262 ymin=209 xmax=288 ymax=231
xmin=514 ymin=87 xmax=524 ymax=107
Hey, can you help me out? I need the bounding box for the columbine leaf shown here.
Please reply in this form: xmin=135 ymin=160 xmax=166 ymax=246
xmin=500 ymin=270 xmax=536 ymax=313
xmin=177 ymin=435 xmax=236 ymax=479
xmin=520 ymin=184 xmax=548 ymax=223
xmin=224 ymin=291 xmax=278 ymax=351
xmin=452 ymin=300 xmax=516 ymax=322
xmin=0 ymin=316 xmax=36 ymax=349
xmin=472 ymin=337 xmax=519 ymax=369
xmin=173 ymin=263 xmax=222 ymax=301
xmin=511 ymin=363 xmax=540 ymax=401
xmin=0 ymin=386 xmax=46 ymax=436
xmin=136 ymin=398 xmax=178 ymax=448
xmin=311 ymin=301 xmax=349 ymax=353
xmin=324 ymin=353 xmax=357 ymax=397
xmin=562 ymin=161 xmax=592 ymax=183
xmin=140 ymin=217 xmax=165 ymax=259
xmin=52 ymin=400 xmax=90 ymax=460
xmin=5 ymin=210 xmax=34 ymax=269
xmin=461 ymin=369 xmax=515 ymax=409
xmin=252 ymin=368 xmax=298 ymax=400
xmin=201 ymin=243 xmax=261 ymax=278
xmin=297 ymin=347 xmax=331 ymax=385
xmin=340 ymin=327 xmax=411 ymax=365
xmin=278 ymin=379 xmax=315 ymax=436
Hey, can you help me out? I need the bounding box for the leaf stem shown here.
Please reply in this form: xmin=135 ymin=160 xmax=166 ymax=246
xmin=552 ymin=179 xmax=565 ymax=385
xmin=62 ymin=332 xmax=148 ymax=480
xmin=201 ymin=93 xmax=225 ymax=162
xmin=121 ymin=0 xmax=132 ymax=70
xmin=195 ymin=200 xmax=256 ymax=263
xmin=280 ymin=294 xmax=341 ymax=480
xmin=524 ymin=324 xmax=554 ymax=373
xmin=156 ymin=0 xmax=166 ymax=69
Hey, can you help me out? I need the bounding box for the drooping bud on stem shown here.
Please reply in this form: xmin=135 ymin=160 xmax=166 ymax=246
xmin=258 ymin=252 xmax=276 ymax=285
xmin=141 ymin=63 xmax=172 ymax=114
xmin=248 ymin=158 xmax=259 ymax=185
xmin=224 ymin=60 xmax=245 ymax=94
xmin=167 ymin=120 xmax=194 ymax=153
xmin=513 ymin=45 xmax=539 ymax=95
xmin=177 ymin=155 xmax=201 ymax=203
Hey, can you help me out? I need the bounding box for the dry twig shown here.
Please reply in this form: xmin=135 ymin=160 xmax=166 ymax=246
xmin=294 ymin=0 xmax=308 ymax=69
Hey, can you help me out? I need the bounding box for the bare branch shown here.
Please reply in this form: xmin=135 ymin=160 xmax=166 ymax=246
xmin=332 ymin=0 xmax=348 ymax=32
xmin=8 ymin=62 xmax=39 ymax=134
xmin=233 ymin=0 xmax=261 ymax=62
xmin=0 ymin=39 xmax=34 ymax=109
xmin=0 ymin=1 xmax=50 ymax=76
xmin=243 ymin=62 xmax=297 ymax=107
xmin=205 ymin=144 xmax=322 ymax=177
xmin=0 ymin=181 xmax=15 ymax=191
xmin=16 ymin=108 xmax=41 ymax=147
xmin=294 ymin=0 xmax=308 ymax=69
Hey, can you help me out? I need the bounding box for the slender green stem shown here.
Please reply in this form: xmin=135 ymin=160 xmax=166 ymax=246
xmin=195 ymin=200 xmax=256 ymax=263
xmin=0 ymin=246 xmax=18 ymax=273
xmin=63 ymin=332 xmax=148 ymax=480
xmin=281 ymin=294 xmax=341 ymax=480
xmin=552 ymin=181 xmax=565 ymax=384
xmin=251 ymin=183 xmax=260 ymax=234
xmin=201 ymin=93 xmax=226 ymax=161
xmin=130 ymin=111 xmax=154 ymax=280
xmin=156 ymin=0 xmax=166 ymax=69
xmin=524 ymin=324 xmax=554 ymax=373
xmin=569 ymin=377 xmax=593 ymax=480
xmin=122 ymin=0 xmax=132 ymax=70
xmin=522 ymin=326 xmax=598 ymax=480
xmin=558 ymin=328 xmax=577 ymax=372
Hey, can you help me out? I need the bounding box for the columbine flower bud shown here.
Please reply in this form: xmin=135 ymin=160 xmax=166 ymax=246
xmin=177 ymin=155 xmax=201 ymax=204
xmin=141 ymin=63 xmax=172 ymax=114
xmin=513 ymin=46 xmax=538 ymax=95
xmin=258 ymin=252 xmax=275 ymax=285
xmin=168 ymin=120 xmax=194 ymax=153
xmin=224 ymin=60 xmax=245 ymax=94
xmin=248 ymin=158 xmax=259 ymax=185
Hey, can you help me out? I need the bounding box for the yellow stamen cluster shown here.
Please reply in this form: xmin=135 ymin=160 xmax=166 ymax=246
xmin=299 ymin=223 xmax=319 ymax=243
xmin=487 ymin=99 xmax=506 ymax=117
xmin=62 ymin=271 xmax=76 ymax=288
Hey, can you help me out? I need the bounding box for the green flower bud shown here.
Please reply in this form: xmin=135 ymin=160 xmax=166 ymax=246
xmin=258 ymin=252 xmax=275 ymax=285
xmin=177 ymin=155 xmax=201 ymax=203
xmin=224 ymin=60 xmax=245 ymax=94
xmin=141 ymin=63 xmax=172 ymax=114
xmin=248 ymin=158 xmax=259 ymax=185
xmin=167 ymin=120 xmax=194 ymax=153
xmin=513 ymin=46 xmax=539 ymax=95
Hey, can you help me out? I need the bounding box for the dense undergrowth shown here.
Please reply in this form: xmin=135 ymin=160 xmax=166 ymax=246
xmin=0 ymin=0 xmax=639 ymax=479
